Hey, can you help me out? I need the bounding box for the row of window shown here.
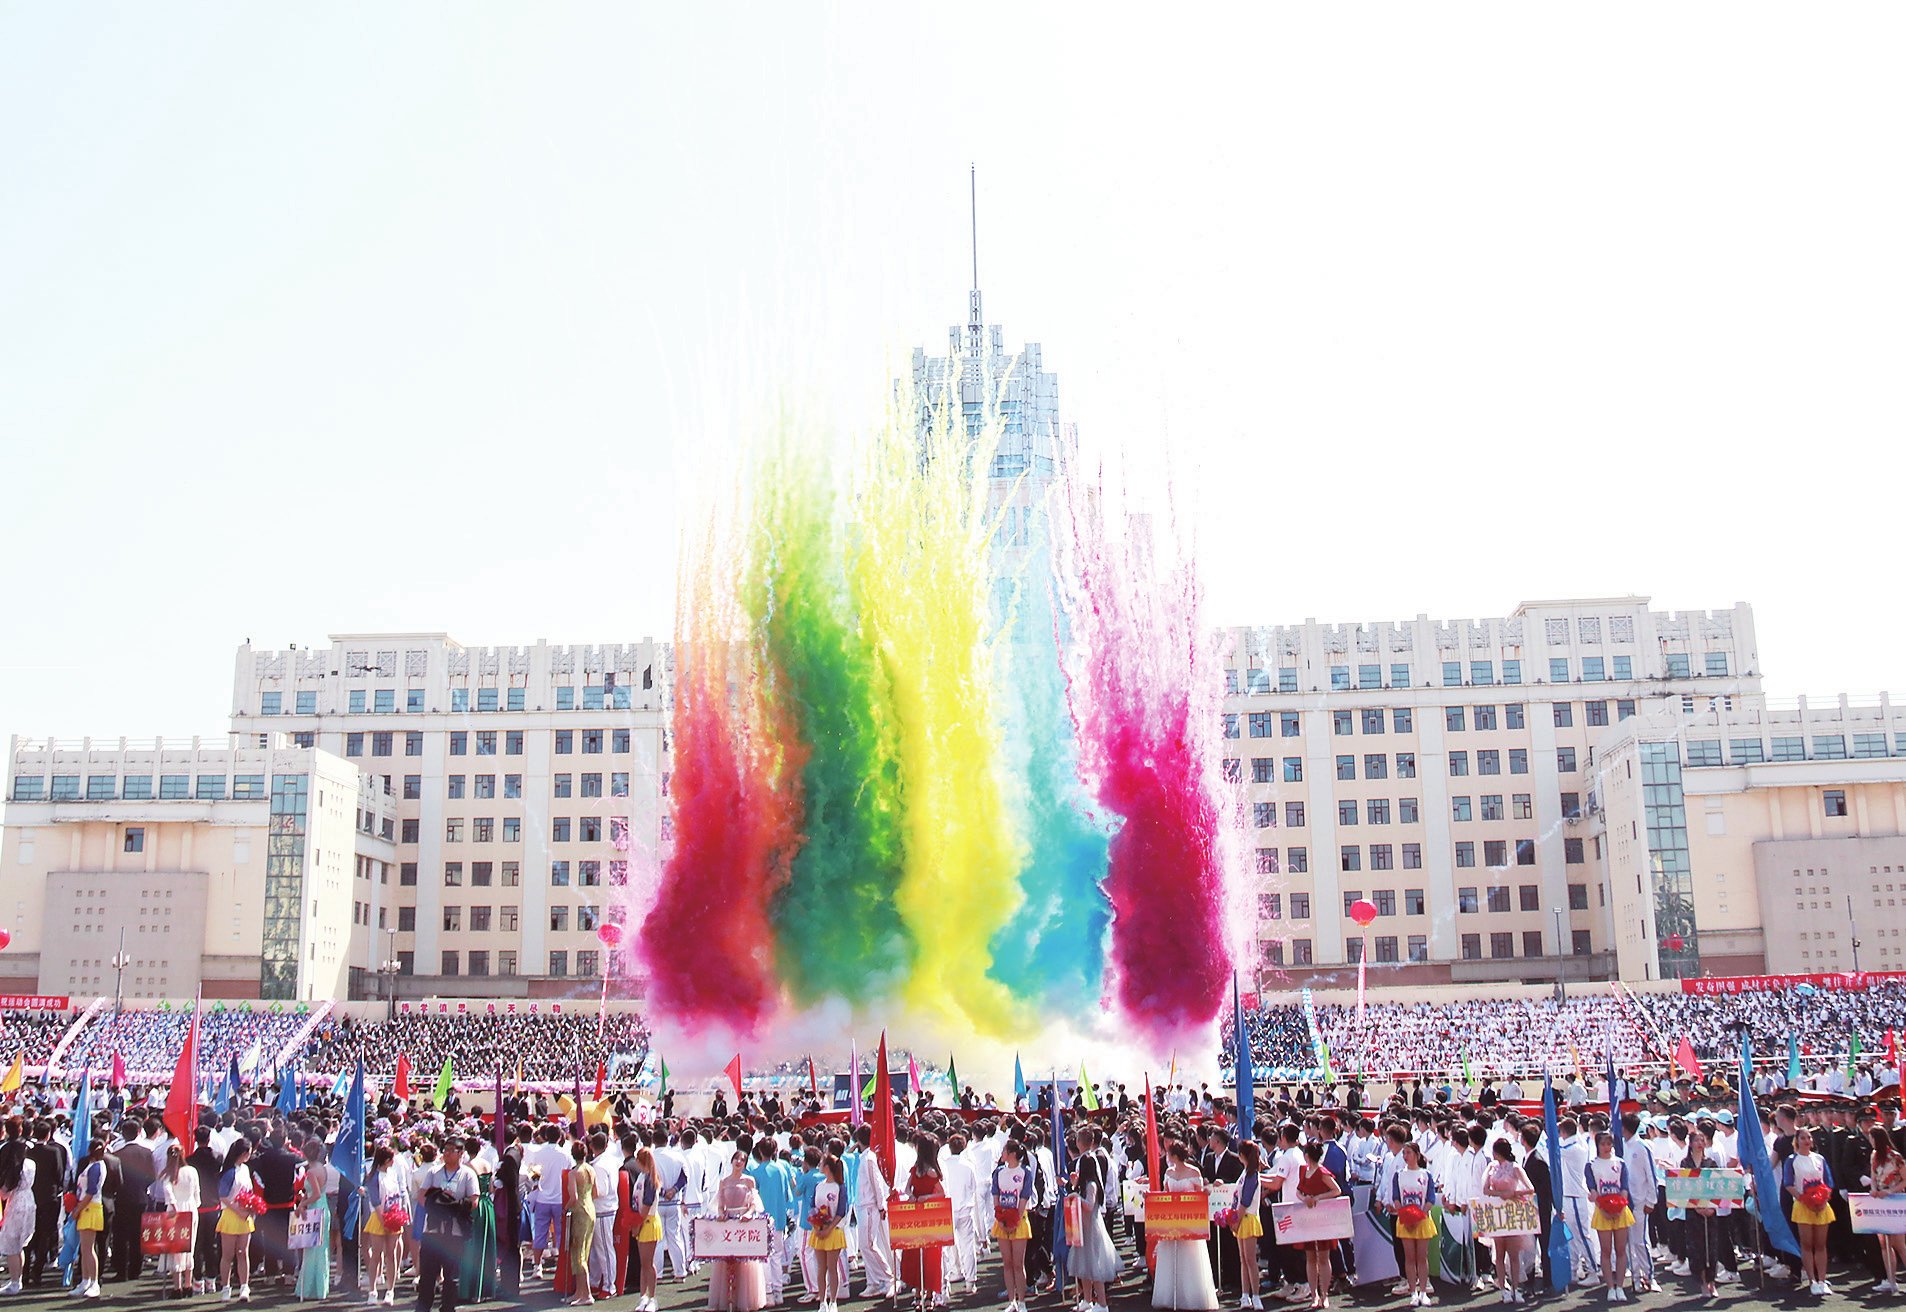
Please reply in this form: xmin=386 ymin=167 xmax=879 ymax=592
xmin=395 ymin=858 xmax=630 ymax=887
xmin=432 ymin=950 xmax=595 ymax=978
xmin=1229 ymin=651 xmax=1724 ymax=697
xmin=1252 ymin=840 xmax=1591 ymax=877
xmin=400 ymin=815 xmax=630 ymax=845
xmin=13 ymin=774 xmax=266 ymax=802
xmin=1685 ymin=733 xmax=1906 ymax=767
xmin=1260 ymin=927 xmax=1596 ymax=968
xmin=413 ymin=902 xmax=611 ymax=933
xmin=1225 ymin=700 xmax=1639 ymax=739
xmin=346 ymin=727 xmax=634 ymax=759
xmin=1246 ymin=792 xmax=1583 ymax=829
xmin=260 ymin=685 xmax=638 ymax=716
xmin=434 ymin=772 xmax=633 ymax=800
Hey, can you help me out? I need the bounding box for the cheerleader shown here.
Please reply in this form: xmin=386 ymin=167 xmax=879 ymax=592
xmin=1389 ymin=1142 xmax=1439 ymax=1308
xmin=809 ymin=1156 xmax=847 ymax=1312
xmin=1783 ymin=1127 xmax=1836 ymax=1296
xmin=991 ymin=1142 xmax=1033 ymax=1312
xmin=216 ymin=1138 xmax=259 ymax=1303
xmin=1585 ymin=1132 xmax=1633 ymax=1302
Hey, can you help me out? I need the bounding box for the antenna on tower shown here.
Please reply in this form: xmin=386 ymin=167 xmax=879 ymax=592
xmin=967 ymin=164 xmax=983 ymax=350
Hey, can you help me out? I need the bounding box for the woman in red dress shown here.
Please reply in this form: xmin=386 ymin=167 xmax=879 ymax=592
xmin=900 ymin=1134 xmax=947 ymax=1307
xmin=1294 ymin=1142 xmax=1342 ymax=1310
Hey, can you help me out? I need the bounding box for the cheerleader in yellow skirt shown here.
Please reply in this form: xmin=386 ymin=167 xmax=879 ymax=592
xmin=1585 ymin=1134 xmax=1635 ymax=1301
xmin=1784 ymin=1128 xmax=1837 ymax=1294
xmin=1233 ymin=1143 xmax=1267 ymax=1309
xmin=990 ymin=1145 xmax=1034 ymax=1312
xmin=73 ymin=1140 xmax=108 ymax=1299
xmin=215 ymin=1140 xmax=258 ymax=1302
xmin=1389 ymin=1143 xmax=1439 ymax=1308
xmin=809 ymin=1161 xmax=848 ymax=1312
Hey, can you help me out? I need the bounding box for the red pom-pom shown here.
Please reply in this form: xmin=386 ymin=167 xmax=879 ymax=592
xmin=1396 ymin=1204 xmax=1427 ymax=1228
xmin=1803 ymin=1183 xmax=1831 ymax=1210
xmin=1596 ymin=1193 xmax=1629 ymax=1216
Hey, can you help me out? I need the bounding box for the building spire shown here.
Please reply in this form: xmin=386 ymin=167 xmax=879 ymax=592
xmin=967 ymin=164 xmax=983 ymax=351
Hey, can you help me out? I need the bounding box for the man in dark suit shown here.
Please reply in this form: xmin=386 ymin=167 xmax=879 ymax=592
xmin=111 ymin=1120 xmax=156 ymax=1283
xmin=497 ymin=1124 xmax=529 ymax=1299
xmin=1519 ymin=1122 xmax=1554 ymax=1287
xmin=24 ymin=1119 xmax=69 ymax=1287
xmin=187 ymin=1126 xmax=222 ymax=1293
xmin=252 ymin=1125 xmax=301 ymax=1286
xmin=1201 ymin=1126 xmax=1243 ymax=1293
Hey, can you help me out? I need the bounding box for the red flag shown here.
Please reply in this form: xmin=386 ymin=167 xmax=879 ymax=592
xmin=908 ymin=1055 xmax=921 ymax=1104
xmin=393 ymin=1053 xmax=412 ymax=1104
xmin=1674 ymin=1035 xmax=1702 ymax=1084
xmin=808 ymin=1057 xmax=819 ymax=1099
xmin=163 ymin=1002 xmax=201 ymax=1147
xmin=724 ymin=1054 xmax=743 ymax=1102
xmin=592 ymin=1061 xmax=606 ymax=1101
xmin=872 ymin=1031 xmax=896 ymax=1185
xmin=1144 ymin=1070 xmax=1161 ymax=1184
xmin=111 ymin=1050 xmax=126 ymax=1090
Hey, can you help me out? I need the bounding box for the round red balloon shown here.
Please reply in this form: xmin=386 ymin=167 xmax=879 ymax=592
xmin=1348 ymin=899 xmax=1378 ymax=929
xmin=0 ymin=927 xmax=10 ymax=950
xmin=1667 ymin=933 xmax=1685 ymax=952
xmin=596 ymin=922 xmax=625 ymax=948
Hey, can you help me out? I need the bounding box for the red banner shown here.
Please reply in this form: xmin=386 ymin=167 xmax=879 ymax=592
xmin=0 ymin=995 xmax=70 ymax=1010
xmin=1680 ymin=971 xmax=1906 ymax=996
xmin=888 ymin=1196 xmax=953 ymax=1250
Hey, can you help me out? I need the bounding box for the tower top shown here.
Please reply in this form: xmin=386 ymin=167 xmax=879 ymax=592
xmin=967 ymin=165 xmax=983 ymax=352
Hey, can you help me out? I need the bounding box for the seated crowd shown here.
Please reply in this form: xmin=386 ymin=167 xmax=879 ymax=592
xmin=295 ymin=1009 xmax=651 ymax=1082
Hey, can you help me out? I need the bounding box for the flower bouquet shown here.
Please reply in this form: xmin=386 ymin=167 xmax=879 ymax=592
xmin=1214 ymin=1206 xmax=1240 ymax=1231
xmin=808 ymin=1205 xmax=833 ymax=1232
xmin=1595 ymin=1193 xmax=1628 ymax=1216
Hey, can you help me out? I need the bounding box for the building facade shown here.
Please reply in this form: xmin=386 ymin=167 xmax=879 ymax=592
xmin=1 ymin=736 xmax=392 ymax=1001
xmin=226 ymin=634 xmax=668 ymax=1000
xmin=1595 ymin=695 xmax=1906 ymax=979
xmin=1224 ymin=597 xmax=1763 ymax=986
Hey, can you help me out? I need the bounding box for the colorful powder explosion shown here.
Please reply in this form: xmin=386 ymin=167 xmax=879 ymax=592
xmin=635 ymin=375 xmax=1246 ymax=1045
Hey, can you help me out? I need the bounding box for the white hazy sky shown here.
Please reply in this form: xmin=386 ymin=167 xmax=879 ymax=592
xmin=4 ymin=3 xmax=1904 ymax=753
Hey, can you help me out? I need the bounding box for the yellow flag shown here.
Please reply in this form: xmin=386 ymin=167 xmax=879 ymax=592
xmin=0 ymin=1053 xmax=21 ymax=1094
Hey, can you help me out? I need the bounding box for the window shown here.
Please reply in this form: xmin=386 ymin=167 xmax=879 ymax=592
xmin=86 ymin=775 xmax=116 ymax=800
xmin=1337 ymin=800 xmax=1358 ymax=826
xmin=1854 ymin=733 xmax=1889 ymax=759
xmin=1341 ymin=846 xmax=1361 ymax=872
xmin=1814 ymin=735 xmax=1848 ymax=760
xmin=1260 ymin=893 xmax=1282 ymax=919
xmin=1512 ymin=792 xmax=1532 ymax=819
xmin=1331 ymin=666 xmax=1350 ymax=691
xmin=1557 ymin=747 xmax=1577 ymax=772
xmin=196 ymin=774 xmax=226 ymax=800
xmin=1337 ymin=755 xmax=1357 ymax=781
xmin=121 ymin=775 xmax=151 ymax=800
xmin=444 ymin=862 xmax=463 ymax=886
xmin=1371 ymin=843 xmax=1393 ymax=870
xmin=406 ymin=689 xmax=425 ymax=713
xmin=1279 ymin=668 xmax=1298 ymax=693
xmin=577 ymin=949 xmax=600 ymax=976
xmin=398 ymin=906 xmax=416 ymax=930
xmin=401 ymin=819 xmax=419 ymax=843
xmin=1361 ymin=708 xmax=1385 ymax=734
xmin=552 ymin=859 xmax=571 ymax=886
xmin=1457 ymin=885 xmax=1482 ymax=912
xmin=473 ymin=818 xmax=494 ymax=842
xmin=1549 ymin=657 xmax=1570 ymax=682
xmin=1285 ymin=802 xmax=1306 ymax=827
xmin=233 ymin=774 xmax=265 ymax=799
xmin=1473 ymin=704 xmax=1497 ymax=731
xmin=1403 ymin=845 xmax=1422 ymax=871
xmin=443 ymin=906 xmax=462 ymax=931
xmin=1568 ymin=882 xmax=1589 ymax=910
xmin=506 ymin=731 xmax=524 ymax=755
xmin=499 ymin=950 xmax=518 ymax=975
xmin=554 ymin=774 xmax=573 ymax=798
xmin=1408 ymin=935 xmax=1429 ymax=962
xmin=1522 ymin=930 xmax=1545 ymax=958
xmin=1358 ymin=664 xmax=1381 ymax=689
xmin=1346 ymin=937 xmax=1365 ymax=963
xmin=1448 ymin=751 xmax=1470 ymax=776
xmin=1251 ymin=758 xmax=1274 ymax=784
xmin=1509 ymin=748 xmax=1529 ymax=774
xmin=1451 ymin=796 xmax=1472 ymax=822
xmin=1825 ymin=790 xmax=1849 ymax=818
xmin=548 ymin=951 xmax=569 ymax=978
xmin=581 ymin=773 xmax=603 ymax=798
xmin=1490 ymin=932 xmax=1515 ymax=959
xmin=501 ymin=861 xmax=520 ymax=886
xmin=400 ymin=862 xmax=418 ymax=886
xmin=1561 ymin=791 xmax=1581 ymax=819
xmin=1565 ymin=837 xmax=1585 ymax=864
xmin=350 ymin=689 xmax=368 ymax=714
xmin=1292 ymin=939 xmax=1313 ymax=965
xmin=1442 ymin=661 xmax=1462 ymax=687
xmin=1573 ymin=929 xmax=1592 ymax=956
xmin=1364 ymin=753 xmax=1388 ymax=779
xmin=476 ymin=730 xmax=497 ymax=756
xmin=450 ymin=688 xmax=470 ymax=713
xmin=1393 ymin=708 xmax=1413 ymax=733
xmin=1706 ymin=652 xmax=1729 ymax=677
xmin=1612 ymin=655 xmax=1632 ymax=679
xmin=1517 ymin=883 xmax=1540 ymax=911
xmin=1480 ymin=794 xmax=1503 ymax=821
xmin=1374 ymin=889 xmax=1396 ymax=915
xmin=260 ymin=691 xmax=282 ymax=716
xmin=583 ymin=685 xmax=606 ymax=711
xmin=1585 ymin=701 xmax=1609 ymax=727
xmin=550 ymin=906 xmax=570 ymax=931
xmin=1333 ymin=711 xmax=1353 ymax=736
xmin=1485 ymin=846 xmax=1508 ymax=875
xmin=1248 ymin=712 xmax=1274 ymax=738
xmin=1404 ymin=887 xmax=1425 ymax=914
xmin=1283 ymin=757 xmax=1303 ymax=783
xmin=1445 ymin=706 xmax=1466 ymax=732
xmin=123 ymin=827 xmax=145 ymax=853
xmin=1471 ymin=661 xmax=1494 ymax=686
xmin=1368 ymin=798 xmax=1390 ymax=824
xmin=1280 ymin=711 xmax=1301 ymax=737
xmin=1287 ymin=848 xmax=1308 ymax=874
xmin=1223 ymin=715 xmax=1240 ymax=740
xmin=1255 ymin=849 xmax=1279 ymax=875
xmin=582 ymin=729 xmax=604 ymax=754
xmin=1371 ymin=935 xmax=1397 ymax=962
xmin=398 ymin=774 xmax=419 ymax=800
xmin=1686 ymin=739 xmax=1722 ymax=767
xmin=552 ymin=818 xmax=572 ymax=842
xmin=1253 ymin=802 xmax=1276 ymax=830
xmin=468 ymin=951 xmax=490 ymax=977
xmin=1553 ymin=703 xmax=1573 ymax=728
xmin=503 ymin=774 xmax=523 ymax=799
xmin=1264 ymin=941 xmax=1285 ymax=966
xmin=449 ymin=731 xmax=467 ymax=756
xmin=1391 ymin=663 xmax=1411 ymax=686
xmin=579 ymin=817 xmax=602 ymax=842
xmin=346 ymin=733 xmax=365 ymax=758
xmin=472 ymin=862 xmax=493 ymax=887
xmin=1396 ymin=753 xmax=1416 ymax=778
xmin=406 ymin=732 xmax=423 ymax=756
xmin=156 ymin=774 xmax=187 ymax=800
xmin=472 ymin=774 xmax=496 ymax=799
xmin=1617 ymin=699 xmax=1637 ymax=721
xmin=1461 ymin=933 xmax=1481 ymax=960
xmin=1291 ymin=892 xmax=1311 ymax=918
xmin=1665 ymin=653 xmax=1691 ymax=679
xmin=1456 ymin=844 xmax=1476 ymax=870
xmin=1582 ymin=657 xmax=1605 ymax=681
xmin=1772 ymin=736 xmax=1806 ymax=762
xmin=447 ymin=775 xmax=466 ymax=800
xmin=296 ymin=691 xmax=318 ymax=715
xmin=555 ymin=730 xmax=573 ymax=754
xmin=1504 ymin=703 xmax=1525 ymax=730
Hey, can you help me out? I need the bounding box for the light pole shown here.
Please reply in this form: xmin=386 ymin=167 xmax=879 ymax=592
xmin=1553 ymin=907 xmax=1567 ymax=1003
xmin=1848 ymin=895 xmax=1863 ymax=972
xmin=109 ymin=927 xmax=132 ymax=1014
xmin=378 ymin=927 xmax=402 ymax=1021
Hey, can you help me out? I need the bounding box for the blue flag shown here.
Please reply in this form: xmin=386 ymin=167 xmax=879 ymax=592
xmin=331 ymin=1068 xmax=351 ymax=1099
xmin=329 ymin=1061 xmax=366 ymax=1239
xmin=1542 ymin=1076 xmax=1570 ymax=1293
xmin=1606 ymin=1050 xmax=1623 ymax=1156
xmin=213 ymin=1064 xmax=232 ymax=1116
xmin=1233 ymin=972 xmax=1255 ymax=1134
xmin=1788 ymin=1033 xmax=1802 ymax=1087
xmin=1048 ymin=1077 xmax=1068 ymax=1290
xmin=1739 ymin=1032 xmax=1801 ymax=1258
xmin=275 ymin=1065 xmax=297 ymax=1115
xmin=75 ymin=1065 xmax=93 ymax=1139
xmin=1014 ymin=1055 xmax=1028 ymax=1106
xmin=228 ymin=1053 xmax=242 ymax=1099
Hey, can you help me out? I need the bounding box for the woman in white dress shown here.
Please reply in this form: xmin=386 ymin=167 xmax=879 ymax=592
xmin=0 ymin=1138 xmax=37 ymax=1294
xmin=1152 ymin=1142 xmax=1218 ymax=1311
xmin=152 ymin=1144 xmax=200 ymax=1298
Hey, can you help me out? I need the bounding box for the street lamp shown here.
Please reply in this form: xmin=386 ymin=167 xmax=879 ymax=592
xmin=378 ymin=927 xmax=402 ymax=1021
xmin=110 ymin=927 xmax=133 ymax=1013
xmin=1552 ymin=907 xmax=1567 ymax=1004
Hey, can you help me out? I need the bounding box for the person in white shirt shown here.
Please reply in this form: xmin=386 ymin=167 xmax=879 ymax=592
xmin=942 ymin=1134 xmax=979 ymax=1291
xmin=589 ymin=1134 xmax=620 ymax=1297
xmin=1500 ymin=1078 xmax=1524 ymax=1102
xmin=1558 ymin=1119 xmax=1599 ymax=1285
xmin=851 ymin=1125 xmax=893 ymax=1298
xmin=1618 ymin=1114 xmax=1657 ymax=1292
xmin=652 ymin=1132 xmax=695 ymax=1280
xmin=523 ymin=1125 xmax=574 ymax=1278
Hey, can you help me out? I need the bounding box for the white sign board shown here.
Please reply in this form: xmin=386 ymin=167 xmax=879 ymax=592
xmin=1848 ymin=1193 xmax=1906 ymax=1236
xmin=1269 ymin=1196 xmax=1354 ymax=1244
xmin=693 ymin=1216 xmax=772 ymax=1258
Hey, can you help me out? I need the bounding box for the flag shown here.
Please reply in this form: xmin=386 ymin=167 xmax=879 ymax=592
xmin=1080 ymin=1062 xmax=1100 ymax=1112
xmin=494 ymin=1065 xmax=506 ymax=1153
xmin=573 ymin=1063 xmax=586 ymax=1136
xmin=908 ymin=1055 xmax=921 ymax=1104
xmin=275 ymin=1066 xmax=297 ymax=1115
xmin=227 ymin=1053 xmax=242 ymax=1099
xmin=432 ymin=1055 xmax=454 ymax=1109
xmin=330 ymin=1068 xmax=351 ymax=1099
xmin=110 ymin=1051 xmax=126 ymax=1091
xmin=1892 ymin=1030 xmax=1905 ymax=1094
xmin=76 ymin=1064 xmax=93 ymax=1133
xmin=162 ymin=1002 xmax=200 ymax=1148
xmin=393 ymin=1053 xmax=412 ymax=1105
xmin=946 ymin=1053 xmax=959 ymax=1099
xmin=1013 ymin=1054 xmax=1028 ymax=1106
xmin=849 ymin=1043 xmax=863 ymax=1127
xmin=593 ymin=1061 xmax=606 ymax=1102
xmin=1461 ymin=1049 xmax=1473 ymax=1088
xmin=872 ymin=1033 xmax=896 ymax=1184
xmin=330 ymin=1061 xmax=366 ymax=1239
xmin=1788 ymin=1033 xmax=1802 ymax=1087
xmin=1318 ymin=1035 xmax=1335 ymax=1083
xmin=1048 ymin=1075 xmax=1069 ymax=1290
xmin=0 ymin=1053 xmax=20 ymax=1094
xmin=1674 ymin=1036 xmax=1702 ymax=1085
xmin=1850 ymin=1030 xmax=1863 ymax=1080
xmin=1144 ymin=1070 xmax=1161 ymax=1184
xmin=1568 ymin=1042 xmax=1584 ymax=1082
xmin=1738 ymin=1031 xmax=1801 ymax=1257
xmin=213 ymin=1062 xmax=232 ymax=1117
xmin=1606 ymin=1051 xmax=1623 ymax=1156
xmin=514 ymin=1057 xmax=525 ymax=1096
xmin=1232 ymin=971 xmax=1253 ymax=1131
xmin=657 ymin=1054 xmax=669 ymax=1103
xmin=808 ymin=1057 xmax=819 ymax=1101
xmin=239 ymin=1039 xmax=263 ymax=1079
xmin=1542 ymin=1077 xmax=1570 ymax=1294
xmin=724 ymin=1054 xmax=743 ymax=1102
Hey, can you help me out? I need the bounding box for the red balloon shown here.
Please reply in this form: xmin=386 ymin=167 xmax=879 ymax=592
xmin=0 ymin=927 xmax=10 ymax=950
xmin=596 ymin=921 xmax=626 ymax=948
xmin=1666 ymin=933 xmax=1685 ymax=952
xmin=1348 ymin=899 xmax=1378 ymax=929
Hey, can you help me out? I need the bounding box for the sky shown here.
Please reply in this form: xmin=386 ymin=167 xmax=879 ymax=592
xmin=3 ymin=2 xmax=1904 ymax=754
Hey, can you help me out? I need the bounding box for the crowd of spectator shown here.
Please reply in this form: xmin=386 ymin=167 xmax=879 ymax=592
xmin=59 ymin=1005 xmax=311 ymax=1079
xmin=295 ymin=1008 xmax=650 ymax=1080
xmin=0 ymin=1007 xmax=73 ymax=1063
xmin=1629 ymin=980 xmax=1906 ymax=1059
xmin=1219 ymin=1001 xmax=1315 ymax=1069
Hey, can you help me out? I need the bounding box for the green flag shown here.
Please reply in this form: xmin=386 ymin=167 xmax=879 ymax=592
xmin=1319 ymin=1036 xmax=1335 ymax=1082
xmin=658 ymin=1055 xmax=669 ymax=1099
xmin=1462 ymin=1050 xmax=1473 ymax=1086
xmin=1850 ymin=1031 xmax=1863 ymax=1079
xmin=862 ymin=1073 xmax=877 ymax=1100
xmin=1079 ymin=1062 xmax=1100 ymax=1111
xmin=432 ymin=1055 xmax=454 ymax=1109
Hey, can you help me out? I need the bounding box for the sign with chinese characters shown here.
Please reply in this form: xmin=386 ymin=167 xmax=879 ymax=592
xmin=1664 ymin=1169 xmax=1747 ymax=1204
xmin=0 ymin=994 xmax=69 ymax=1010
xmin=1471 ymin=1197 xmax=1541 ymax=1238
xmin=1270 ymin=1197 xmax=1353 ymax=1243
xmin=1680 ymin=971 xmax=1906 ymax=995
xmin=888 ymin=1196 xmax=954 ymax=1249
xmin=1848 ymin=1194 xmax=1906 ymax=1235
xmin=1144 ymin=1192 xmax=1208 ymax=1241
xmin=693 ymin=1216 xmax=771 ymax=1258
